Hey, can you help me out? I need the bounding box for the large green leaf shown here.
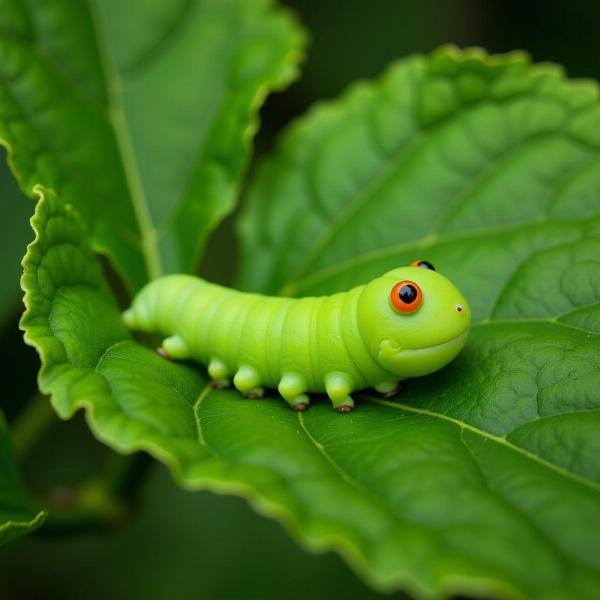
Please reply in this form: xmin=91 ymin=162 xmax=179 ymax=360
xmin=235 ymin=47 xmax=600 ymax=596
xmin=0 ymin=0 xmax=304 ymax=292
xmin=20 ymin=48 xmax=600 ymax=599
xmin=0 ymin=412 xmax=46 ymax=545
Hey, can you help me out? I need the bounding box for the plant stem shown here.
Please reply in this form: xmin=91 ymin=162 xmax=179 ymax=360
xmin=39 ymin=452 xmax=153 ymax=535
xmin=11 ymin=393 xmax=153 ymax=534
xmin=10 ymin=392 xmax=57 ymax=460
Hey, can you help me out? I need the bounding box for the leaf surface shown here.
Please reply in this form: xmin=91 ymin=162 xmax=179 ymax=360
xmin=20 ymin=48 xmax=600 ymax=599
xmin=0 ymin=413 xmax=46 ymax=545
xmin=235 ymin=47 xmax=600 ymax=597
xmin=0 ymin=0 xmax=304 ymax=291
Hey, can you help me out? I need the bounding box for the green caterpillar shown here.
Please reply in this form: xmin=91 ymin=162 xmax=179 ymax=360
xmin=123 ymin=261 xmax=470 ymax=412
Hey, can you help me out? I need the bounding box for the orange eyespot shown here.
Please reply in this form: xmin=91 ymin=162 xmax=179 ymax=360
xmin=390 ymin=280 xmax=423 ymax=314
xmin=410 ymin=259 xmax=435 ymax=271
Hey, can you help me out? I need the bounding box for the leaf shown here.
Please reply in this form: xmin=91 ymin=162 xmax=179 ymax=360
xmin=0 ymin=412 xmax=46 ymax=545
xmin=20 ymin=186 xmax=207 ymax=453
xmin=234 ymin=47 xmax=600 ymax=597
xmin=21 ymin=49 xmax=600 ymax=599
xmin=0 ymin=0 xmax=304 ymax=292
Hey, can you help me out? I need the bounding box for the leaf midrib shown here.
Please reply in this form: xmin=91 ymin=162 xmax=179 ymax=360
xmin=86 ymin=0 xmax=163 ymax=280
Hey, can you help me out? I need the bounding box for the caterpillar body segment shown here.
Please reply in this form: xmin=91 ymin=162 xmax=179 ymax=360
xmin=123 ymin=265 xmax=471 ymax=412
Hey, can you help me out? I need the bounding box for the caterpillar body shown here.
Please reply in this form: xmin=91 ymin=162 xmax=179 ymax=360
xmin=123 ymin=261 xmax=471 ymax=412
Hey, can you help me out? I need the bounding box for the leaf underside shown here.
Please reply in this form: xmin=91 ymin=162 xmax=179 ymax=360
xmin=0 ymin=0 xmax=304 ymax=291
xmin=19 ymin=47 xmax=600 ymax=600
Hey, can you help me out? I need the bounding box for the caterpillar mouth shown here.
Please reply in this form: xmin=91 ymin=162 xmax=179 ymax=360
xmin=397 ymin=330 xmax=469 ymax=356
xmin=377 ymin=330 xmax=469 ymax=377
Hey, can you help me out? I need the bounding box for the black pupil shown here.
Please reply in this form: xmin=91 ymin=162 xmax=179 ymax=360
xmin=417 ymin=260 xmax=435 ymax=271
xmin=398 ymin=284 xmax=418 ymax=304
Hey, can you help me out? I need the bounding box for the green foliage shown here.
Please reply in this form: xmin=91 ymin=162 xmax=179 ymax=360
xmin=0 ymin=0 xmax=303 ymax=292
xmin=2 ymin=4 xmax=600 ymax=598
xmin=238 ymin=47 xmax=600 ymax=300
xmin=0 ymin=413 xmax=46 ymax=545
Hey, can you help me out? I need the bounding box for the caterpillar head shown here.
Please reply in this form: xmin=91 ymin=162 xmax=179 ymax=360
xmin=356 ymin=261 xmax=471 ymax=378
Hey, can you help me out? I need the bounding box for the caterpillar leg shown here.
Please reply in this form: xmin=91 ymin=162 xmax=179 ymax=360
xmin=278 ymin=373 xmax=309 ymax=411
xmin=375 ymin=380 xmax=404 ymax=398
xmin=157 ymin=346 xmax=171 ymax=360
xmin=325 ymin=372 xmax=355 ymax=413
xmin=233 ymin=366 xmax=264 ymax=399
xmin=161 ymin=335 xmax=189 ymax=359
xmin=208 ymin=358 xmax=231 ymax=389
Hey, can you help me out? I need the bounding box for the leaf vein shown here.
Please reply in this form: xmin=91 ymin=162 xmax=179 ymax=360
xmin=85 ymin=0 xmax=162 ymax=280
xmin=458 ymin=429 xmax=569 ymax=566
xmin=120 ymin=0 xmax=194 ymax=76
xmin=366 ymin=397 xmax=600 ymax=493
xmin=279 ymin=92 xmax=588 ymax=287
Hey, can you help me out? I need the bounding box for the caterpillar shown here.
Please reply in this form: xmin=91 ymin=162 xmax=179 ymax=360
xmin=122 ymin=260 xmax=470 ymax=412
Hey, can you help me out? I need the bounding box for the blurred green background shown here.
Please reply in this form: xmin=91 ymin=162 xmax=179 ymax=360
xmin=1 ymin=1 xmax=599 ymax=598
